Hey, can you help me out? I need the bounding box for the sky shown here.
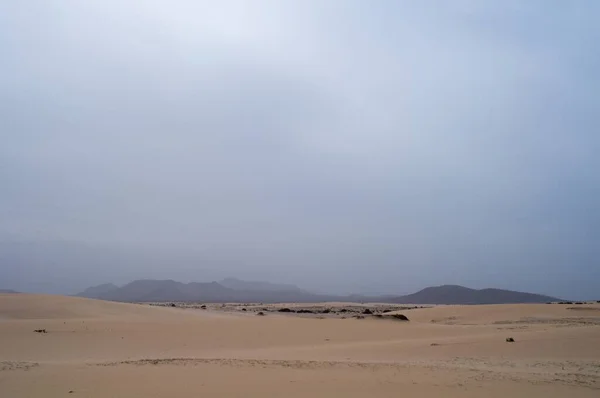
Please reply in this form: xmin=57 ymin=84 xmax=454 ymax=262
xmin=1 ymin=1 xmax=599 ymax=299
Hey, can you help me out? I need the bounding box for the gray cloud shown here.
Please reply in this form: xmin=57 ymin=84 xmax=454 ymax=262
xmin=1 ymin=1 xmax=599 ymax=299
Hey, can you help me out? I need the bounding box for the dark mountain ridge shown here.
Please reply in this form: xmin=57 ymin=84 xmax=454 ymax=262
xmin=75 ymin=283 xmax=119 ymax=299
xmin=76 ymin=280 xmax=562 ymax=304
xmin=390 ymin=285 xmax=561 ymax=305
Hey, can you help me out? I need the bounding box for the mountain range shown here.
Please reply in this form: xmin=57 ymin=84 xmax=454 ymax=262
xmin=389 ymin=285 xmax=561 ymax=305
xmin=75 ymin=279 xmax=562 ymax=304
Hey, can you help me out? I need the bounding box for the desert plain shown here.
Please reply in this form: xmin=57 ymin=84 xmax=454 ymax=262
xmin=1 ymin=293 xmax=599 ymax=397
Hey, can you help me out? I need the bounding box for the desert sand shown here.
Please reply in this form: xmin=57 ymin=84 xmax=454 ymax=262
xmin=1 ymin=293 xmax=599 ymax=397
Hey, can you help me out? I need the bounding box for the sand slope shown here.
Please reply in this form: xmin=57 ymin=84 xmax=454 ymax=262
xmin=1 ymin=294 xmax=599 ymax=397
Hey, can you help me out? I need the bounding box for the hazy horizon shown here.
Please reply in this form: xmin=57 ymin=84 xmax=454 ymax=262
xmin=1 ymin=1 xmax=599 ymax=300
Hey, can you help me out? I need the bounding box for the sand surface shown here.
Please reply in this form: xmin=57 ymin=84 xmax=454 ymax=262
xmin=1 ymin=293 xmax=599 ymax=397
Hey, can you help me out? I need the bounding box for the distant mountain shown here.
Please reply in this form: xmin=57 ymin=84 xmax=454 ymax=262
xmin=76 ymin=279 xmax=337 ymax=303
xmin=77 ymin=280 xmax=230 ymax=302
xmin=390 ymin=285 xmax=560 ymax=305
xmin=75 ymin=283 xmax=119 ymax=299
xmin=76 ymin=280 xmax=562 ymax=304
xmin=219 ymin=277 xmax=306 ymax=293
xmin=0 ymin=289 xmax=19 ymax=293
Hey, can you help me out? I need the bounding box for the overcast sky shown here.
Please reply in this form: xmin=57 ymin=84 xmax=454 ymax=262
xmin=1 ymin=1 xmax=599 ymax=299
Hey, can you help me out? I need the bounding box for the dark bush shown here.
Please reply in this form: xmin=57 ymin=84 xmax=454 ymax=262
xmin=257 ymin=312 xmax=265 ymax=316
xmin=506 ymin=337 xmax=515 ymax=342
xmin=278 ymin=308 xmax=294 ymax=313
xmin=362 ymin=308 xmax=373 ymax=315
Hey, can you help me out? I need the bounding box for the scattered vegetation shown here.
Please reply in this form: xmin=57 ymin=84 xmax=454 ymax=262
xmin=33 ymin=329 xmax=47 ymax=333
xmin=373 ymin=313 xmax=409 ymax=321
xmin=147 ymin=302 xmax=427 ymax=318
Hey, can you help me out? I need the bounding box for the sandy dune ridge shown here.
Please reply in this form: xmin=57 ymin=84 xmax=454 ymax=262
xmin=1 ymin=293 xmax=599 ymax=397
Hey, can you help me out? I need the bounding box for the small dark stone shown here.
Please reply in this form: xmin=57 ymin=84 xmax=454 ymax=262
xmin=392 ymin=314 xmax=409 ymax=321
xmin=200 ymin=305 xmax=207 ymax=309
xmin=34 ymin=329 xmax=47 ymax=333
xmin=506 ymin=337 xmax=515 ymax=342
xmin=362 ymin=308 xmax=373 ymax=315
xmin=170 ymin=303 xmax=176 ymax=307
xmin=242 ymin=308 xmax=247 ymax=311
xmin=257 ymin=312 xmax=265 ymax=316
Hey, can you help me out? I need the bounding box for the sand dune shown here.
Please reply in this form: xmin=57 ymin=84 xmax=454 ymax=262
xmin=0 ymin=293 xmax=175 ymax=320
xmin=398 ymin=302 xmax=600 ymax=324
xmin=1 ymin=294 xmax=599 ymax=397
